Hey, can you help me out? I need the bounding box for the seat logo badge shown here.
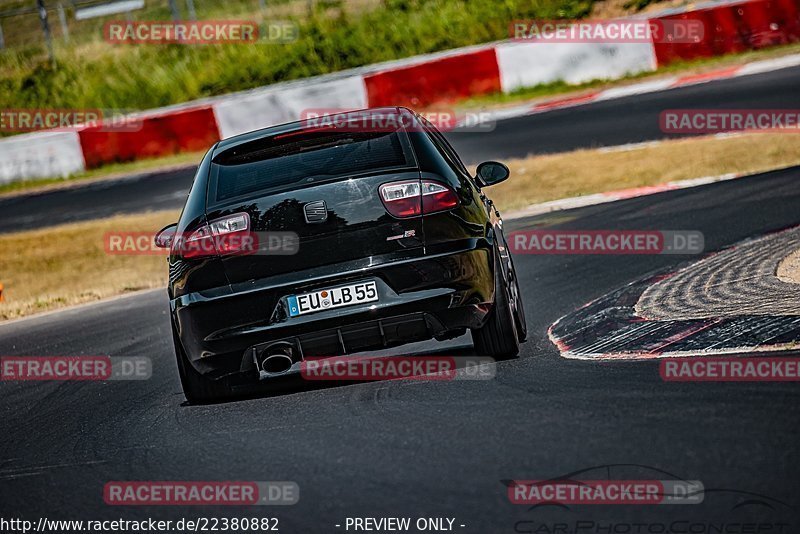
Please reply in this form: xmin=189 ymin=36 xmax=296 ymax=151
xmin=304 ymin=200 xmax=327 ymax=223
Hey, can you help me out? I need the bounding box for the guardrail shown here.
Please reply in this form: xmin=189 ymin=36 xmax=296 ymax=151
xmin=1 ymin=0 xmax=798 ymax=185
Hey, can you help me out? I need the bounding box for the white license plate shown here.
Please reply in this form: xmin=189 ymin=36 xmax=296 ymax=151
xmin=287 ymin=281 xmax=378 ymax=317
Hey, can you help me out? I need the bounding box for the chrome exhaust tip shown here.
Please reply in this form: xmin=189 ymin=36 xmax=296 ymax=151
xmin=259 ymin=346 xmax=295 ymax=376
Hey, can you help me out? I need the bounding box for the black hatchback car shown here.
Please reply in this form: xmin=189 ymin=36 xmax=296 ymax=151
xmin=156 ymin=107 xmax=526 ymax=402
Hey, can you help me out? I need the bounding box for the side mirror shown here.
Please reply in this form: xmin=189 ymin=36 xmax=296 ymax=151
xmin=475 ymin=161 xmax=510 ymax=187
xmin=154 ymin=223 xmax=178 ymax=249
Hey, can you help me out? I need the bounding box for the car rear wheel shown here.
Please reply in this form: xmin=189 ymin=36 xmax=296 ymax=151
xmin=471 ymin=248 xmax=521 ymax=360
xmin=171 ymin=323 xmax=233 ymax=404
xmin=508 ymin=254 xmax=528 ymax=343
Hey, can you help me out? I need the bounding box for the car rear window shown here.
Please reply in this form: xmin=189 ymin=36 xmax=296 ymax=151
xmin=209 ymin=128 xmax=415 ymax=204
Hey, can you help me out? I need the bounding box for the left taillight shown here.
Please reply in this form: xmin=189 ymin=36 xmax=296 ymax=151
xmin=174 ymin=212 xmax=253 ymax=259
xmin=379 ymin=180 xmax=458 ymax=218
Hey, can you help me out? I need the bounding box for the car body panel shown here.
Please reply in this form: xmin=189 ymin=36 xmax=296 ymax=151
xmin=167 ymin=107 xmax=507 ymax=383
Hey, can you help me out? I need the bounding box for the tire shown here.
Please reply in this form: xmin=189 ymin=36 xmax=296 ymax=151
xmin=508 ymin=253 xmax=528 ymax=343
xmin=471 ymin=248 xmax=521 ymax=360
xmin=171 ymin=323 xmax=232 ymax=404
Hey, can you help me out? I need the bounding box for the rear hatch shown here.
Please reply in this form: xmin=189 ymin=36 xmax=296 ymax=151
xmin=205 ymin=121 xmax=426 ymax=286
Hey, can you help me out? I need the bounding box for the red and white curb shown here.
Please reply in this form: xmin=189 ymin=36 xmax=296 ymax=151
xmin=463 ymin=53 xmax=800 ymax=127
xmin=551 ymin=329 xmax=800 ymax=361
xmin=2 ymin=0 xmax=798 ymax=184
xmin=547 ymin=229 xmax=800 ymax=362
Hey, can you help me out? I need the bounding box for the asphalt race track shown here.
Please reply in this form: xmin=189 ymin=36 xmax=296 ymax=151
xmin=447 ymin=61 xmax=800 ymax=161
xmin=1 ymin=64 xmax=799 ymax=233
xmin=2 ymin=163 xmax=800 ymax=528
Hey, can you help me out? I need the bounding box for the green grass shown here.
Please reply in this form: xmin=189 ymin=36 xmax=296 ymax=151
xmin=623 ymin=0 xmax=655 ymax=11
xmin=0 ymin=0 xmax=596 ymax=112
xmin=3 ymin=37 xmax=799 ymax=198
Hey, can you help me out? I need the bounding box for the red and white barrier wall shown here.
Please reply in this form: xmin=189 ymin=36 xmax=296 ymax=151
xmin=363 ymin=47 xmax=501 ymax=108
xmin=0 ymin=131 xmax=85 ymax=184
xmin=495 ymin=41 xmax=657 ymax=92
xmin=78 ymin=106 xmax=220 ymax=169
xmin=213 ymin=75 xmax=368 ymax=139
xmin=652 ymin=0 xmax=800 ymax=64
xmin=1 ymin=0 xmax=798 ymax=185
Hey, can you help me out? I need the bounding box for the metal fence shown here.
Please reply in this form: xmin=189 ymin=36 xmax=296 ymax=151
xmin=0 ymin=0 xmax=348 ymax=52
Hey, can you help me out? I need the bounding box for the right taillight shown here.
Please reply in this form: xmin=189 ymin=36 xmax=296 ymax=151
xmin=420 ymin=181 xmax=458 ymax=213
xmin=379 ymin=180 xmax=458 ymax=218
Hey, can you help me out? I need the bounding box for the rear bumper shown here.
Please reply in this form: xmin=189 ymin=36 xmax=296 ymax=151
xmin=171 ymin=241 xmax=495 ymax=380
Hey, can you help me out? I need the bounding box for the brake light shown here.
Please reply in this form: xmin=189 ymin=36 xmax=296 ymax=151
xmin=379 ymin=181 xmax=422 ymax=217
xmin=273 ymin=125 xmax=338 ymax=140
xmin=176 ymin=213 xmax=254 ymax=259
xmin=379 ymin=180 xmax=458 ymax=218
xmin=421 ymin=181 xmax=459 ymax=213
